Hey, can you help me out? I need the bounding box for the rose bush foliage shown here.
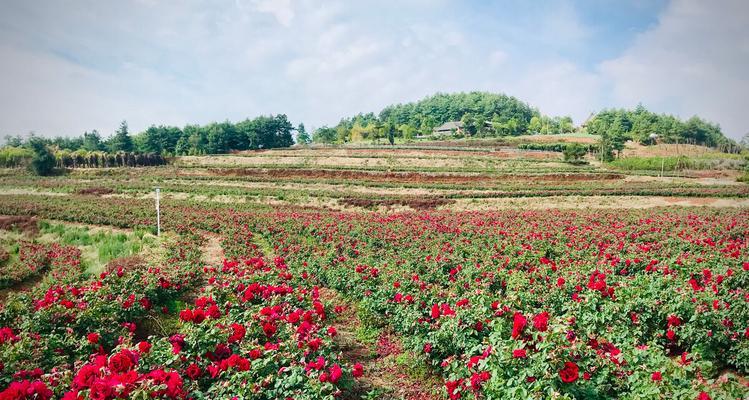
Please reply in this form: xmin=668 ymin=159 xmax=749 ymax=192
xmin=1 ymin=206 xmax=748 ymax=399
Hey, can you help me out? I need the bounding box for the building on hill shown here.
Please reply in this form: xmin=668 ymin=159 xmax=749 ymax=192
xmin=433 ymin=121 xmax=463 ymax=135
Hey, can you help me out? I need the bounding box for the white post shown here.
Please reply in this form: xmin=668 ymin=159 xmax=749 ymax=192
xmin=155 ymin=187 xmax=161 ymax=237
xmin=660 ymin=158 xmax=664 ymax=177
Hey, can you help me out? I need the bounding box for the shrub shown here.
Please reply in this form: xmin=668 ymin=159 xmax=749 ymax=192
xmin=28 ymin=138 xmax=56 ymax=176
xmin=562 ymin=144 xmax=588 ymax=162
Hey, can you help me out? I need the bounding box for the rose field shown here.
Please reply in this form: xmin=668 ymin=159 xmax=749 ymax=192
xmin=0 ymin=147 xmax=748 ymax=399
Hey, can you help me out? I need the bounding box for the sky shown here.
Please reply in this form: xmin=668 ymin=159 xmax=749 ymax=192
xmin=0 ymin=0 xmax=747 ymax=140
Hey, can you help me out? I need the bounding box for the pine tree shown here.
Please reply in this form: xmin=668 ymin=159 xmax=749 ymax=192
xmin=109 ymin=120 xmax=133 ymax=152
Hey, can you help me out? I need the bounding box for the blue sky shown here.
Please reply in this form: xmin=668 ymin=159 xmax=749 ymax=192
xmin=0 ymin=0 xmax=747 ymax=140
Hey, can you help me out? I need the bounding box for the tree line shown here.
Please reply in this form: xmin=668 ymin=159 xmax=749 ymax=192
xmin=585 ymin=105 xmax=739 ymax=151
xmin=311 ymin=92 xmax=739 ymax=154
xmin=1 ymin=115 xmax=300 ymax=174
xmin=4 ymin=114 xmax=298 ymax=156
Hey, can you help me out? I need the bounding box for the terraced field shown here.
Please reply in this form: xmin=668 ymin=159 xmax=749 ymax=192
xmin=0 ymin=145 xmax=747 ymax=400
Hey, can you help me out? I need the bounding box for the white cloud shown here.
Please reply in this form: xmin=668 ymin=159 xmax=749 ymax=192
xmin=600 ymin=0 xmax=749 ymax=139
xmin=510 ymin=61 xmax=603 ymax=122
xmin=251 ymin=0 xmax=294 ymax=27
xmin=488 ymin=50 xmax=508 ymax=66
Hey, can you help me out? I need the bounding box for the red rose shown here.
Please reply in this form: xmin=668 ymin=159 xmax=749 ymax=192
xmin=352 ymin=363 xmax=364 ymax=378
xmin=652 ymin=371 xmax=662 ymax=381
xmin=179 ymin=309 xmax=193 ymax=322
xmin=512 ymin=349 xmax=527 ymax=358
xmin=511 ymin=312 xmax=527 ymax=339
xmin=185 ymin=363 xmax=201 ymax=380
xmin=22 ymin=380 xmax=53 ymax=400
xmin=89 ymin=380 xmax=114 ymax=400
xmin=192 ymin=308 xmax=206 ymax=324
xmin=532 ymin=312 xmax=549 ymax=332
xmin=329 ymin=364 xmax=342 ymax=383
xmin=109 ymin=352 xmax=133 ymax=373
xmin=87 ymin=333 xmax=100 ymax=344
xmin=445 ymin=379 xmax=463 ymax=400
xmin=559 ymin=361 xmax=579 ymax=383
xmin=262 ymin=322 xmax=277 ymax=337
xmin=666 ymin=330 xmax=676 ymax=341
xmin=470 ymin=371 xmax=490 ymax=391
xmin=228 ymin=323 xmax=246 ymax=343
xmin=431 ymin=304 xmax=441 ymax=319
xmin=73 ymin=365 xmax=99 ymax=389
xmin=138 ymin=341 xmax=152 ymax=353
xmin=697 ymin=392 xmax=711 ymax=400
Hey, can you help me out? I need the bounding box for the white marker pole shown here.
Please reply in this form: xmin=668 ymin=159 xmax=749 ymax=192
xmin=155 ymin=187 xmax=161 ymax=237
xmin=660 ymin=158 xmax=664 ymax=177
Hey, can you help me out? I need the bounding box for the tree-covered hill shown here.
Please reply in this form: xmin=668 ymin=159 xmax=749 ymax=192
xmin=315 ymin=91 xmax=576 ymax=143
xmin=314 ymin=92 xmax=739 ymax=153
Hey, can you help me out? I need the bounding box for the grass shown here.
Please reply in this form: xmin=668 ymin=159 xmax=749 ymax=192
xmin=608 ymin=156 xmax=746 ymax=171
xmin=355 ymin=325 xmax=381 ymax=348
xmin=37 ymin=221 xmax=159 ymax=273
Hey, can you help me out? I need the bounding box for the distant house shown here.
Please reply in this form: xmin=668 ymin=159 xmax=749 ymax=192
xmin=433 ymin=121 xmax=463 ymax=135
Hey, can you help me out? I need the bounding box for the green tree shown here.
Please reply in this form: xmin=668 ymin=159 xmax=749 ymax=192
xmin=336 ymin=126 xmax=349 ymax=143
xmin=296 ymin=123 xmax=311 ymax=145
xmin=460 ymin=113 xmax=477 ymax=136
xmin=399 ymin=124 xmax=416 ymax=141
xmin=82 ymin=130 xmax=103 ymax=151
xmin=559 ymin=116 xmax=574 ymax=133
xmin=108 ymin=120 xmax=134 ymax=152
xmin=740 ymin=132 xmax=749 ymax=150
xmin=506 ymin=117 xmax=520 ymax=136
xmin=563 ymin=143 xmax=587 ymax=162
xmin=528 ymin=116 xmax=542 ymax=134
xmin=28 ymin=137 xmax=55 ymax=175
xmin=4 ymin=135 xmax=24 ymax=147
xmin=312 ymin=126 xmax=337 ymax=144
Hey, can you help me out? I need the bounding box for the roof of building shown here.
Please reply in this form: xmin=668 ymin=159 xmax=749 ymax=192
xmin=433 ymin=121 xmax=463 ymax=131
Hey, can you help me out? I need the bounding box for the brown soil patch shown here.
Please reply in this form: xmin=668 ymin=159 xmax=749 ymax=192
xmin=622 ymin=142 xmax=730 ymax=157
xmin=201 ymin=232 xmax=224 ymax=265
xmin=662 ymin=197 xmax=717 ymax=206
xmin=75 ymin=187 xmax=115 ymax=196
xmin=105 ymin=255 xmax=148 ymax=274
xmin=447 ymin=196 xmax=749 ymax=211
xmin=203 ymin=168 xmax=623 ymax=185
xmin=0 ymin=274 xmax=44 ymax=302
xmin=0 ymin=215 xmax=38 ymax=235
xmin=319 ymin=288 xmax=440 ymax=400
xmin=340 ymin=197 xmax=454 ymax=210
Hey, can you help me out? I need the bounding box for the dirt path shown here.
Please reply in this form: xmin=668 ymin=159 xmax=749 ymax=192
xmin=319 ymin=288 xmax=440 ymax=400
xmin=200 ymin=232 xmax=225 ymax=265
xmin=446 ymin=195 xmax=749 ymax=211
xmin=244 ymin=226 xmax=439 ymax=399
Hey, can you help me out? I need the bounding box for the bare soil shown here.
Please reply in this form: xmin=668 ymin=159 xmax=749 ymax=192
xmin=0 ymin=215 xmax=39 ymax=235
xmin=75 ymin=187 xmax=115 ymax=196
xmin=447 ymin=196 xmax=749 ymax=211
xmin=202 ymin=168 xmax=624 ymax=185
xmin=340 ymin=197 xmax=454 ymax=210
xmin=104 ymin=255 xmax=148 ymax=273
xmin=319 ymin=288 xmax=440 ymax=400
xmin=201 ymin=232 xmax=224 ymax=265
